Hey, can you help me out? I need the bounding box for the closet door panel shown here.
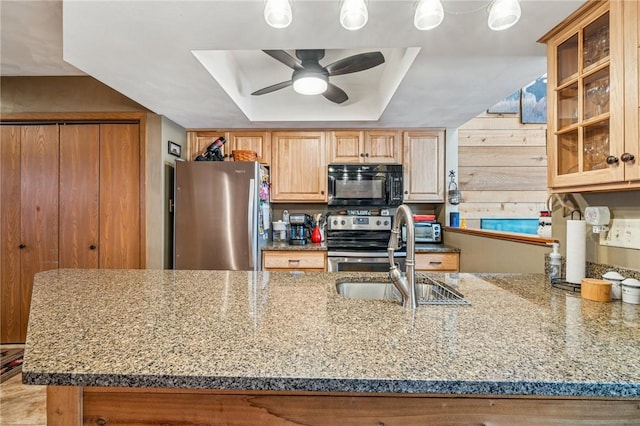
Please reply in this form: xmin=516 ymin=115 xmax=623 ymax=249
xmin=1 ymin=126 xmax=23 ymax=342
xmin=99 ymin=124 xmax=141 ymax=269
xmin=59 ymin=125 xmax=100 ymax=269
xmin=20 ymin=125 xmax=59 ymax=340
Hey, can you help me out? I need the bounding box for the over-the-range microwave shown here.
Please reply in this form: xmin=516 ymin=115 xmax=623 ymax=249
xmin=327 ymin=164 xmax=403 ymax=207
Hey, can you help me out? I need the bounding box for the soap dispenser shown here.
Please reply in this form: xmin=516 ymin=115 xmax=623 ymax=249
xmin=549 ymin=242 xmax=562 ymax=283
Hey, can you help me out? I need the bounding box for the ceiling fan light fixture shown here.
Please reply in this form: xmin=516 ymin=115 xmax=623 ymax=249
xmin=414 ymin=0 xmax=444 ymax=31
xmin=340 ymin=0 xmax=368 ymax=31
xmin=293 ymin=74 xmax=328 ymax=95
xmin=264 ymin=0 xmax=292 ymax=29
xmin=487 ymin=0 xmax=521 ymax=31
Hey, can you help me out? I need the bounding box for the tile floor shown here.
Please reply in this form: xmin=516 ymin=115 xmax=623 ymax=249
xmin=0 ymin=373 xmax=46 ymax=426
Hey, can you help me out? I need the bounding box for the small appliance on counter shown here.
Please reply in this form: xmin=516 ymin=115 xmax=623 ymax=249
xmin=272 ymin=220 xmax=289 ymax=242
xmin=401 ymin=215 xmax=442 ymax=244
xmin=289 ymin=213 xmax=312 ymax=245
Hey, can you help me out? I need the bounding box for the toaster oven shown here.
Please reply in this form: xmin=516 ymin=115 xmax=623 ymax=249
xmin=403 ymin=222 xmax=442 ymax=243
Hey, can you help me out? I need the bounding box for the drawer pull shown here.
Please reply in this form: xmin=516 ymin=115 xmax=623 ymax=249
xmin=288 ymin=259 xmax=300 ymax=264
xmin=429 ymin=261 xmax=442 ymax=265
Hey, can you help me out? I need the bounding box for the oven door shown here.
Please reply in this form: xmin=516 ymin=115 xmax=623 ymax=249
xmin=327 ymin=251 xmax=406 ymax=273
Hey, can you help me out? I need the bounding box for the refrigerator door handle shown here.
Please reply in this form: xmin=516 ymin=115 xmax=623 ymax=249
xmin=248 ymin=178 xmax=256 ymax=268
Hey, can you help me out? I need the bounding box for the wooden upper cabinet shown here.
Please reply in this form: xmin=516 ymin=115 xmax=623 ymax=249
xmin=271 ymin=131 xmax=327 ymax=202
xmin=365 ymin=130 xmax=401 ymax=163
xmin=186 ymin=131 xmax=228 ymax=161
xmin=329 ymin=130 xmax=400 ymax=163
xmin=540 ymin=0 xmax=639 ymax=191
xmin=228 ymin=131 xmax=271 ymax=164
xmin=329 ymin=131 xmax=363 ymax=163
xmin=403 ymin=130 xmax=445 ymax=203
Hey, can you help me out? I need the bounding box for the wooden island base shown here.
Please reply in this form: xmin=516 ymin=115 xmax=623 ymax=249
xmin=47 ymin=386 xmax=640 ymax=425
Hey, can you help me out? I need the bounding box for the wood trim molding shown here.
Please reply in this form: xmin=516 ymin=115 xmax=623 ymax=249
xmin=445 ymin=227 xmax=557 ymax=246
xmin=0 ymin=112 xmax=147 ymax=122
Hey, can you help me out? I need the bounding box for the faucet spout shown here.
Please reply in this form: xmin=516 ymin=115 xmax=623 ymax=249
xmin=387 ymin=204 xmax=416 ymax=309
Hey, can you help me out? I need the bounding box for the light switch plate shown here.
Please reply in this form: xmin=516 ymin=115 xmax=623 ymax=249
xmin=599 ymin=219 xmax=640 ymax=250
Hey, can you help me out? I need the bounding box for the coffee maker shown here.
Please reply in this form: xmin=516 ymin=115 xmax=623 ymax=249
xmin=289 ymin=213 xmax=311 ymax=245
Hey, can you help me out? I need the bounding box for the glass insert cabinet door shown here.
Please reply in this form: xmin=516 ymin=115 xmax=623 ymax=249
xmin=550 ymin=7 xmax=624 ymax=186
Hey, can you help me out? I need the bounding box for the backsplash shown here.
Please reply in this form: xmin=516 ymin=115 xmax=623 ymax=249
xmin=544 ymin=255 xmax=640 ymax=282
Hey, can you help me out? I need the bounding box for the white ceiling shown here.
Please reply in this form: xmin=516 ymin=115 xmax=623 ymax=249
xmin=0 ymin=0 xmax=586 ymax=130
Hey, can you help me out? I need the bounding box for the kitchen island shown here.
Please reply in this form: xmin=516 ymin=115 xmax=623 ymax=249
xmin=23 ymin=269 xmax=639 ymax=424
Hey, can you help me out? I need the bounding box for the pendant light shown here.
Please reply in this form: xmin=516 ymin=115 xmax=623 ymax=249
xmin=414 ymin=0 xmax=444 ymax=31
xmin=487 ymin=0 xmax=521 ymax=31
xmin=264 ymin=0 xmax=292 ymax=29
xmin=340 ymin=0 xmax=368 ymax=31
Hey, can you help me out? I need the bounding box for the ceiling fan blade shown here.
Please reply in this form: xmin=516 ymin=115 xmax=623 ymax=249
xmin=263 ymin=50 xmax=303 ymax=71
xmin=325 ymin=52 xmax=385 ymax=76
xmin=251 ymin=80 xmax=293 ymax=96
xmin=323 ymin=83 xmax=348 ymax=104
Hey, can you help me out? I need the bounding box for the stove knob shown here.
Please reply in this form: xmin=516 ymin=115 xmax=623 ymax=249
xmin=333 ymin=220 xmax=338 ymax=226
xmin=384 ymin=220 xmax=389 ymax=226
xmin=376 ymin=220 xmax=381 ymax=226
xmin=341 ymin=220 xmax=346 ymax=225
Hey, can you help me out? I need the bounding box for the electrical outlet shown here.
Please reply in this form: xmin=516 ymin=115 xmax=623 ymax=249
xmin=599 ymin=219 xmax=640 ymax=250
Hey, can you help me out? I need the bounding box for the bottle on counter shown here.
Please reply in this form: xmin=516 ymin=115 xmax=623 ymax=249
xmin=549 ymin=242 xmax=562 ymax=283
xmin=311 ymin=224 xmax=322 ymax=243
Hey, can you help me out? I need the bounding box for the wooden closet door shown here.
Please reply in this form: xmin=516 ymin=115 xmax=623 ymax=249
xmin=99 ymin=124 xmax=141 ymax=269
xmin=20 ymin=125 xmax=59 ymax=341
xmin=59 ymin=125 xmax=100 ymax=269
xmin=1 ymin=126 xmax=23 ymax=342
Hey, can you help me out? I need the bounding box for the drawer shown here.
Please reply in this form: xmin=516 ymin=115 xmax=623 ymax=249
xmin=263 ymin=251 xmax=326 ymax=271
xmin=415 ymin=252 xmax=459 ymax=272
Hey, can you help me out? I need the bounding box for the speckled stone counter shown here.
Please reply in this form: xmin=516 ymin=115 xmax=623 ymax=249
xmin=263 ymin=241 xmax=460 ymax=253
xmin=264 ymin=241 xmax=327 ymax=251
xmin=23 ymin=269 xmax=639 ymax=398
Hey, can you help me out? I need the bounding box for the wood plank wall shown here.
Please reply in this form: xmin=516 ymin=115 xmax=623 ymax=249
xmin=457 ymin=111 xmax=549 ymax=228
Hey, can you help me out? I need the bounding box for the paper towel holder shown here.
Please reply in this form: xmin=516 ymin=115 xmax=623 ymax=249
xmin=570 ymin=210 xmax=582 ymax=220
xmin=585 ymin=206 xmax=610 ymax=233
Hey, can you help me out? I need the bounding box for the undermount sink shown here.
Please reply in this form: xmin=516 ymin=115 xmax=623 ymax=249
xmin=335 ymin=277 xmax=469 ymax=306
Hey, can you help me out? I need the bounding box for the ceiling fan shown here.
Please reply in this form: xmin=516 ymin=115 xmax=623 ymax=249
xmin=251 ymin=49 xmax=385 ymax=104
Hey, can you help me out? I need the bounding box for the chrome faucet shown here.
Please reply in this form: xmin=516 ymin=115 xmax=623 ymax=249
xmin=387 ymin=204 xmax=416 ymax=309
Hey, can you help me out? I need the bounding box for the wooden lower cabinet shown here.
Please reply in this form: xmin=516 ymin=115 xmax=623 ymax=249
xmin=48 ymin=385 xmax=640 ymax=426
xmin=415 ymin=252 xmax=459 ymax=272
xmin=262 ymin=251 xmax=326 ymax=271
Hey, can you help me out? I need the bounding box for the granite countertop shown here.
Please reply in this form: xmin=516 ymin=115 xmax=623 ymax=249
xmin=264 ymin=241 xmax=460 ymax=253
xmin=23 ymin=269 xmax=640 ymax=398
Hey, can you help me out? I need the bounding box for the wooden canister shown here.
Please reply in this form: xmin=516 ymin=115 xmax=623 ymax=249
xmin=581 ymin=278 xmax=612 ymax=302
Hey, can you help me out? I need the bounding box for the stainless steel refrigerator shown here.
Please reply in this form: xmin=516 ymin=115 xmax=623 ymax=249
xmin=173 ymin=161 xmax=270 ymax=271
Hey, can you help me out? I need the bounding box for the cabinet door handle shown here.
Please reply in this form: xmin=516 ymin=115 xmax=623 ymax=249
xmin=321 ymin=190 xmax=325 ymax=195
xmin=365 ymin=153 xmax=369 ymax=157
xmin=89 ymin=245 xmax=97 ymax=250
xmin=360 ymin=153 xmax=365 ymax=157
xmin=621 ymin=153 xmax=635 ymax=163
xmin=606 ymin=155 xmax=619 ymax=165
xmin=18 ymin=244 xmax=26 ymax=249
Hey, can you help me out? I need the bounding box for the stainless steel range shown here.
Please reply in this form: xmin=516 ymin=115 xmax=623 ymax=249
xmin=326 ymin=213 xmax=406 ymax=273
